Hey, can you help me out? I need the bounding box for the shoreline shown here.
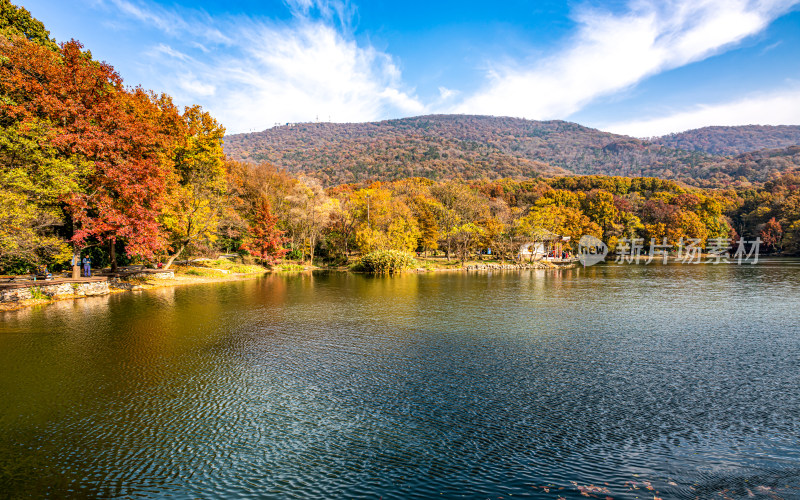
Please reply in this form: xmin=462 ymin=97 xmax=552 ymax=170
xmin=14 ymin=254 xmax=793 ymax=312
xmin=0 ymin=259 xmax=576 ymax=312
xmin=0 ymin=270 xmax=270 ymax=312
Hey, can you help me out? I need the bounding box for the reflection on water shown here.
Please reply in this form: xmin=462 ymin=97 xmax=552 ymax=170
xmin=2 ymin=262 xmax=800 ymax=499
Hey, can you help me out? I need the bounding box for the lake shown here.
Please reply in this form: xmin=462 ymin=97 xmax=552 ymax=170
xmin=2 ymin=261 xmax=800 ymax=499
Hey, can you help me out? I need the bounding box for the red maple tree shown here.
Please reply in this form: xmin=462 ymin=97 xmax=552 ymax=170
xmin=1 ymin=37 xmax=178 ymax=268
xmin=760 ymin=217 xmax=783 ymax=253
xmin=240 ymin=199 xmax=288 ymax=265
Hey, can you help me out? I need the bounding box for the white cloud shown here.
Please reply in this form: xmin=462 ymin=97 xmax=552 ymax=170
xmin=438 ymin=86 xmax=458 ymax=100
xmin=453 ymin=0 xmax=799 ymax=120
xmin=107 ymin=0 xmax=799 ymax=134
xmin=601 ymin=86 xmax=800 ymax=137
xmin=217 ymin=22 xmax=425 ymax=130
xmin=179 ymin=76 xmax=216 ymax=97
xmin=151 ymin=43 xmax=191 ymax=61
xmin=109 ymin=0 xmax=188 ymax=34
xmin=112 ymin=1 xmax=423 ymax=133
xmin=284 ymin=0 xmax=357 ymax=30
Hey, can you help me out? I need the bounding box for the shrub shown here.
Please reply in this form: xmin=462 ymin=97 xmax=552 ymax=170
xmin=194 ymin=259 xmax=234 ymax=270
xmin=356 ymin=250 xmax=418 ymax=273
xmin=229 ymin=264 xmax=266 ymax=274
xmin=29 ymin=287 xmax=49 ymax=301
xmin=277 ymin=263 xmax=305 ymax=272
xmin=285 ymin=248 xmax=303 ymax=260
xmin=183 ymin=267 xmax=222 ymax=277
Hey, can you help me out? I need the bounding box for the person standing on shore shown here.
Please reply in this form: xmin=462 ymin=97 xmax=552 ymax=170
xmin=82 ymin=256 xmax=92 ymax=277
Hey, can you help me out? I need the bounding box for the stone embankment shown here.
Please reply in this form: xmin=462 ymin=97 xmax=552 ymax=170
xmin=1 ymin=280 xmax=111 ymax=302
xmin=461 ymin=262 xmax=566 ymax=271
xmin=124 ymin=270 xmax=175 ymax=280
xmin=0 ymin=270 xmax=175 ymax=303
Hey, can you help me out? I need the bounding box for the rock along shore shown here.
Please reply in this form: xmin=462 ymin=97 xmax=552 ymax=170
xmin=460 ymin=261 xmax=575 ymax=271
xmin=0 ymin=271 xmax=176 ymax=308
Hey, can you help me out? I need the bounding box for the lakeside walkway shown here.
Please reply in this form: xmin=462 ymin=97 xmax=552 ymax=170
xmin=0 ymin=276 xmax=107 ymax=291
xmin=0 ymin=269 xmax=174 ymax=291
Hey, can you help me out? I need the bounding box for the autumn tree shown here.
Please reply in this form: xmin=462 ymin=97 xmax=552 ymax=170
xmin=161 ymin=104 xmax=227 ymax=268
xmin=0 ymin=23 xmax=82 ymax=270
xmin=476 ymin=217 xmax=503 ymax=258
xmin=222 ymin=159 xmax=297 ymax=262
xmin=760 ymin=217 xmax=782 ymax=253
xmin=350 ymin=187 xmax=421 ymax=254
xmin=584 ymin=189 xmax=619 ymax=238
xmin=448 ymin=223 xmax=484 ymax=264
xmin=240 ymin=199 xmax=288 ymax=265
xmin=410 ymin=196 xmax=441 ymax=255
xmin=2 ymin=31 xmax=177 ymax=271
xmin=287 ymin=175 xmax=333 ymax=263
xmin=536 ymin=189 xmax=582 ymax=210
xmin=66 ymin=83 xmax=176 ymax=271
xmin=1 ymin=0 xmax=57 ymax=49
xmin=782 ymin=220 xmax=800 ymax=255
xmin=518 ymin=205 xmax=601 ymax=246
xmin=430 ymin=182 xmax=488 ymax=259
xmin=325 ymin=192 xmax=358 ymax=259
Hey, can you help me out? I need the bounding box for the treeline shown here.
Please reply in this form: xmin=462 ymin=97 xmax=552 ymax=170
xmin=2 ymin=2 xmax=800 ymax=275
xmin=652 ymin=125 xmax=800 ymax=155
xmin=220 ymin=170 xmax=800 ymax=266
xmin=719 ymin=146 xmax=800 ymax=183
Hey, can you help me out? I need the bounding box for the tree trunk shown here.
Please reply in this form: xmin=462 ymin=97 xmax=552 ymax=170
xmin=109 ymin=240 xmax=118 ymax=273
xmin=70 ymin=221 xmax=80 ymax=279
xmin=530 ymin=240 xmax=540 ymax=263
xmin=163 ymin=243 xmax=186 ymax=270
xmin=72 ymin=249 xmax=80 ymax=279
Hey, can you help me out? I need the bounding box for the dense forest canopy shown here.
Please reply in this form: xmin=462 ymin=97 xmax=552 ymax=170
xmin=224 ymin=115 xmax=711 ymax=185
xmin=224 ymin=116 xmax=800 ymax=187
xmin=2 ymin=0 xmax=800 ymax=275
xmin=652 ymin=125 xmax=800 ymax=155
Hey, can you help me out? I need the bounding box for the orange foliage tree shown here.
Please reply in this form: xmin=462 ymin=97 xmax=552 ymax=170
xmin=240 ymin=200 xmax=288 ymax=265
xmin=1 ymin=36 xmax=178 ymax=269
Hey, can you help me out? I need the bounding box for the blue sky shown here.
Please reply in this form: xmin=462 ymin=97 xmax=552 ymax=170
xmin=18 ymin=0 xmax=800 ymax=136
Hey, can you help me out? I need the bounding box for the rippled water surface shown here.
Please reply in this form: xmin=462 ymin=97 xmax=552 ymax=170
xmin=2 ymin=261 xmax=800 ymax=499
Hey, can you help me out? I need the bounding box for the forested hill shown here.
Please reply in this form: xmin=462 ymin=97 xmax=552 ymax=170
xmin=652 ymin=125 xmax=800 ymax=155
xmin=224 ymin=115 xmax=716 ymax=186
xmin=719 ymin=146 xmax=800 ymax=180
xmin=224 ymin=115 xmax=800 ymax=186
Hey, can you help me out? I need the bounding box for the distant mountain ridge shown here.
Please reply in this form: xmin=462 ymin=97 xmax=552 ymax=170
xmin=651 ymin=125 xmax=800 ymax=155
xmin=224 ymin=115 xmax=800 ymax=186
